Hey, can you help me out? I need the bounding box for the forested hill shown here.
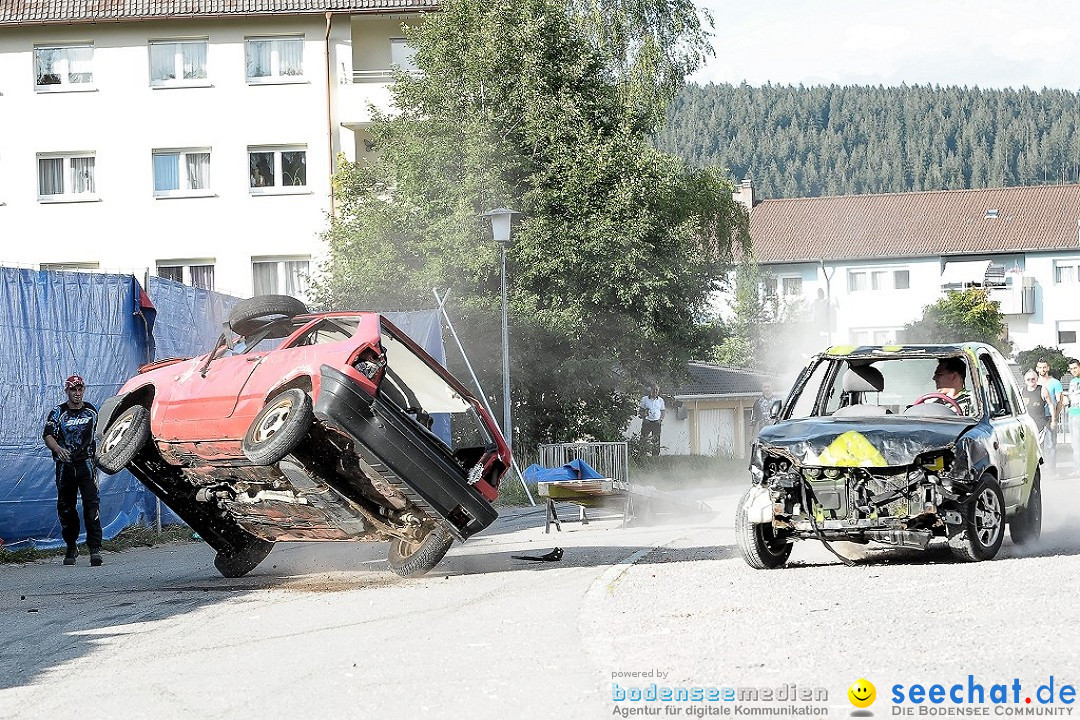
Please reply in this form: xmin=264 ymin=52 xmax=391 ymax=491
xmin=655 ymin=83 xmax=1080 ymax=199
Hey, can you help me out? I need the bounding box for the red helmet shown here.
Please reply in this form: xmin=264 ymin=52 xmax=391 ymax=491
xmin=65 ymin=375 xmax=85 ymax=390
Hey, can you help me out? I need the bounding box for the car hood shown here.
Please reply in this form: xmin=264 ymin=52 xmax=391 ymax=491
xmin=758 ymin=416 xmax=977 ymax=467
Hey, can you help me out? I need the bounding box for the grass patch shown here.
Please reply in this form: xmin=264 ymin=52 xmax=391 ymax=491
xmin=0 ymin=523 xmax=196 ymax=564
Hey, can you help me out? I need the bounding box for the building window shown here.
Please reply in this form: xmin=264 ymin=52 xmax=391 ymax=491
xmin=762 ymin=277 xmax=778 ymax=299
xmin=38 ymin=153 xmax=96 ymax=201
xmin=781 ymin=276 xmax=802 ymax=297
xmin=149 ymin=39 xmax=208 ymax=86
xmin=389 ymin=38 xmax=419 ymax=72
xmin=852 ymin=328 xmax=897 ymax=345
xmin=253 ymin=257 xmax=310 ymax=298
xmin=1060 ymin=330 xmax=1077 ymax=344
xmin=248 ymin=146 xmax=307 ymax=193
xmin=153 ymin=149 xmax=211 ymax=197
xmin=849 ymin=267 xmax=910 ymax=292
xmin=1054 ymin=261 xmax=1079 ymax=285
xmin=245 ymin=37 xmax=304 ymax=82
xmin=40 ymin=262 xmax=100 ymax=271
xmin=157 ymin=260 xmax=215 ymax=290
xmin=35 ymin=44 xmax=93 ymax=90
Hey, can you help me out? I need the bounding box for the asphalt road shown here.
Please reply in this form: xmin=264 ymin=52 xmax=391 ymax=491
xmin=2 ymin=469 xmax=1079 ymax=720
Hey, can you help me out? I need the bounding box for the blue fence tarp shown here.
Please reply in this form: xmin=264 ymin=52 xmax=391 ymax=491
xmin=522 ymin=459 xmax=605 ymax=483
xmin=0 ymin=269 xmax=448 ymax=550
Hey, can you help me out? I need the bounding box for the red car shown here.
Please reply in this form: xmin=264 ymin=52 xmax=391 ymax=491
xmin=94 ymin=295 xmax=510 ymax=578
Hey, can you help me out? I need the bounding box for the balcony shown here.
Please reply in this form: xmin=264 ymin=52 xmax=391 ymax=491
xmin=987 ymin=275 xmax=1036 ymax=315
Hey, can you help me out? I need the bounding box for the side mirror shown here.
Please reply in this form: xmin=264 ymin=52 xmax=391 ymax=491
xmin=769 ymin=399 xmax=783 ymax=418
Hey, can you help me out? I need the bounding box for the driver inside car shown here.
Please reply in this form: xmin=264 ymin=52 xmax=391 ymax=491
xmin=930 ymin=357 xmax=973 ymax=415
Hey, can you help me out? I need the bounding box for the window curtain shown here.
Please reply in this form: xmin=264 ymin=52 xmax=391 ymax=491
xmin=35 ymin=48 xmax=60 ymax=85
xmin=190 ymin=265 xmax=215 ymax=291
xmin=252 ymin=262 xmax=278 ymax=295
xmin=278 ymin=39 xmax=303 ymax=76
xmin=154 ymin=154 xmax=179 ymax=192
xmin=150 ymin=43 xmax=176 ymax=82
xmin=281 ymin=152 xmax=306 ymax=186
xmin=246 ymin=40 xmax=270 ymax=78
xmin=67 ymin=46 xmax=93 ymax=83
xmin=38 ymin=157 xmax=63 ymax=195
xmin=284 ymin=261 xmax=310 ymax=297
xmin=71 ymin=157 xmax=95 ymax=193
xmin=182 ymin=42 xmax=207 ymax=79
xmin=186 ymin=153 xmax=209 ymax=190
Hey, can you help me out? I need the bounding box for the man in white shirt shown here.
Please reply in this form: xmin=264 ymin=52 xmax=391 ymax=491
xmin=639 ymin=384 xmax=666 ymax=456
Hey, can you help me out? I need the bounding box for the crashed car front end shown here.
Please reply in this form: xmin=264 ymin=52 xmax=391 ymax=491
xmin=747 ymin=421 xmax=989 ymax=550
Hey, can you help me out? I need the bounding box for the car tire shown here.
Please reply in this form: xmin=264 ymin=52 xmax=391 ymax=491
xmin=242 ymin=389 xmax=313 ymax=466
xmin=214 ymin=538 xmax=274 ymax=578
xmin=228 ymin=295 xmax=308 ymax=337
xmin=949 ymin=474 xmax=1006 ymax=561
xmin=735 ymin=488 xmax=792 ymax=569
xmin=387 ymin=525 xmax=454 ymax=577
xmin=1009 ymin=470 xmax=1042 ymax=546
xmin=96 ymin=405 xmax=151 ymax=475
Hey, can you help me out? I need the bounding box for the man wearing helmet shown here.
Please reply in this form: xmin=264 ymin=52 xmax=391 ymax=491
xmin=43 ymin=375 xmax=103 ymax=566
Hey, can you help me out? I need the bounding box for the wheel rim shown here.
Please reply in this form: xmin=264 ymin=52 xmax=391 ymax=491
xmin=756 ymin=523 xmax=788 ymax=558
xmin=1030 ymin=483 xmax=1042 ymax=530
xmin=253 ymin=398 xmax=293 ymax=443
xmin=974 ymin=486 xmax=1003 ymax=547
xmin=102 ymin=413 xmax=134 ymax=455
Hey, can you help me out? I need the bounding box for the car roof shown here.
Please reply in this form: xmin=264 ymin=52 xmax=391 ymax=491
xmin=820 ymin=343 xmax=995 ymax=360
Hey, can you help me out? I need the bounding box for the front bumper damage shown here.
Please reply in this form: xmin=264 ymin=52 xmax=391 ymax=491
xmin=746 ymin=436 xmax=983 ymax=549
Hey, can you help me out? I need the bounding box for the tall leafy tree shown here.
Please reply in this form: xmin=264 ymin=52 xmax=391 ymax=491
xmin=903 ymin=289 xmax=1010 ymax=354
xmin=317 ymin=0 xmax=748 ymax=449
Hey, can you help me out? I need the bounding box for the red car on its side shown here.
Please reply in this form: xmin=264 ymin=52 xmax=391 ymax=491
xmin=94 ymin=295 xmax=510 ymax=578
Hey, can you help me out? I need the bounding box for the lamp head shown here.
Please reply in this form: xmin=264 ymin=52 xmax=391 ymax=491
xmin=482 ymin=208 xmax=521 ymax=245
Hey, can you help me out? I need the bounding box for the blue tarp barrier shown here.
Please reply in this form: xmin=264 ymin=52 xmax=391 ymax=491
xmin=522 ymin=459 xmax=605 ymax=483
xmin=0 ymin=269 xmax=154 ymax=550
xmin=0 ymin=269 xmax=447 ymax=550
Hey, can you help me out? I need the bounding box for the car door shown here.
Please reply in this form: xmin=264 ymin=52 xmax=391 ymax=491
xmin=978 ymin=352 xmax=1027 ymax=506
xmin=157 ymin=342 xmax=264 ymax=441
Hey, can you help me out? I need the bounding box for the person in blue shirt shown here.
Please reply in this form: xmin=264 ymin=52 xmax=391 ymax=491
xmin=43 ymin=375 xmax=102 ymax=566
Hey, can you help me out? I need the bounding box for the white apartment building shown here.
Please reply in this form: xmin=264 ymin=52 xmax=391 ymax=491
xmin=736 ymin=181 xmax=1080 ymax=359
xmin=0 ymin=0 xmax=433 ymax=299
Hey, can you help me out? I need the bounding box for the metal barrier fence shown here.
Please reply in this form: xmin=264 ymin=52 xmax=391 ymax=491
xmin=537 ymin=441 xmax=630 ymax=485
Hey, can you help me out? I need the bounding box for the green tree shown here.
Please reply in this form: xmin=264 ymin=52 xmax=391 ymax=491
xmin=1015 ymin=345 xmax=1069 ymax=378
xmin=317 ymin=0 xmax=747 ymax=450
xmin=903 ymin=288 xmax=1010 ymax=353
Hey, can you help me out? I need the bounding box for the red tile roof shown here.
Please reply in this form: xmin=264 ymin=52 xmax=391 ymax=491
xmin=748 ymin=184 xmax=1080 ymax=264
xmin=0 ymin=0 xmax=435 ymax=24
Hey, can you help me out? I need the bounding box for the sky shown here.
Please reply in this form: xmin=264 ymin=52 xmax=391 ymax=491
xmin=693 ymin=0 xmax=1080 ymax=91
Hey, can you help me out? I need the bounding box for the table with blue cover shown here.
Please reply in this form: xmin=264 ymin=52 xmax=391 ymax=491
xmin=522 ymin=459 xmax=628 ymax=532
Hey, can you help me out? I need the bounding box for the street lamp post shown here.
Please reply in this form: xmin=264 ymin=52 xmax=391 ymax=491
xmin=483 ymin=208 xmax=521 ymax=453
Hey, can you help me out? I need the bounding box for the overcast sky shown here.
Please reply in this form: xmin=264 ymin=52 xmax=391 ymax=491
xmin=692 ymin=0 xmax=1080 ymax=90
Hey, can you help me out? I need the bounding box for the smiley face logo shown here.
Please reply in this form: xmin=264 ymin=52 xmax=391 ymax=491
xmin=848 ymin=679 xmax=876 ymax=708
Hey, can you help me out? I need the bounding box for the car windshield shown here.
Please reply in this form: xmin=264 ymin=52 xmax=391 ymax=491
xmin=789 ymin=356 xmax=977 ymax=418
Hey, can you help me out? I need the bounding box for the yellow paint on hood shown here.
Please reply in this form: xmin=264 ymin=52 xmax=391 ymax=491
xmin=819 ymin=430 xmax=888 ymax=467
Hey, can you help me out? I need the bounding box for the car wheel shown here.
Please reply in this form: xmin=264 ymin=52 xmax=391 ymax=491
xmin=214 ymin=538 xmax=274 ymax=578
xmin=96 ymin=405 xmax=151 ymax=475
xmin=1009 ymin=470 xmax=1042 ymax=546
xmin=735 ymin=488 xmax=792 ymax=569
xmin=228 ymin=295 xmax=308 ymax=337
xmin=949 ymin=474 xmax=1006 ymax=561
xmin=243 ymin=389 xmax=313 ymax=465
xmin=387 ymin=526 xmax=454 ymax=578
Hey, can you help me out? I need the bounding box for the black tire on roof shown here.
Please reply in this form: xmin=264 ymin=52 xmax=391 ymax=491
xmin=228 ymin=295 xmax=308 ymax=337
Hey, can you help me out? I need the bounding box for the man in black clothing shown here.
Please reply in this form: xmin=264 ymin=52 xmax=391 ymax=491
xmin=43 ymin=375 xmax=103 ymax=566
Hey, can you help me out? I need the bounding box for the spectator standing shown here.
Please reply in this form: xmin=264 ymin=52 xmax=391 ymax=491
xmin=43 ymin=375 xmax=103 ymax=566
xmin=749 ymin=381 xmax=776 ymax=441
xmin=1021 ymin=370 xmax=1054 ymax=473
xmin=1068 ymin=359 xmax=1080 ymax=477
xmin=1036 ymin=359 xmax=1062 ymax=469
xmin=639 ymin=384 xmax=666 ymax=457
